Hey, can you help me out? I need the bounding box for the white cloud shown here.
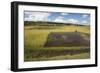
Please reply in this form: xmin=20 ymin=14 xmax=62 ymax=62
xmin=82 ymin=21 xmax=87 ymax=23
xmin=61 ymin=13 xmax=68 ymax=16
xmin=67 ymin=19 xmax=79 ymax=24
xmin=82 ymin=14 xmax=88 ymax=18
xmin=81 ymin=20 xmax=89 ymax=25
xmin=54 ymin=16 xmax=79 ymax=24
xmin=54 ymin=16 xmax=66 ymax=23
xmin=24 ymin=11 xmax=50 ymax=21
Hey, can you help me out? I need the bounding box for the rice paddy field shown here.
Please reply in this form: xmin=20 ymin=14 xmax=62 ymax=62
xmin=24 ymin=22 xmax=90 ymax=61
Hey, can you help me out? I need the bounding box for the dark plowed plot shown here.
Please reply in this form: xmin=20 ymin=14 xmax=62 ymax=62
xmin=45 ymin=32 xmax=90 ymax=47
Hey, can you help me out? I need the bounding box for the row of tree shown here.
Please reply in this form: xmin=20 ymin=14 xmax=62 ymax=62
xmin=24 ymin=21 xmax=86 ymax=26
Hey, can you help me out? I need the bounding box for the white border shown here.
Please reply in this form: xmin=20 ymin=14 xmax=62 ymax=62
xmin=18 ymin=5 xmax=95 ymax=68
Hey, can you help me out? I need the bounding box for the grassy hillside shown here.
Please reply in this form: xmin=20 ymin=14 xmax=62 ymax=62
xmin=24 ymin=22 xmax=90 ymax=61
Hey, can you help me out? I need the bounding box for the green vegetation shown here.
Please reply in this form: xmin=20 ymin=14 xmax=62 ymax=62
xmin=24 ymin=47 xmax=90 ymax=61
xmin=24 ymin=22 xmax=90 ymax=61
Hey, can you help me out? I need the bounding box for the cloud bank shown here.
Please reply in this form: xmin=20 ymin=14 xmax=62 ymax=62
xmin=24 ymin=11 xmax=90 ymax=25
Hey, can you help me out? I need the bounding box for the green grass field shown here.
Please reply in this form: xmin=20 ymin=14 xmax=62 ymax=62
xmin=24 ymin=23 xmax=90 ymax=61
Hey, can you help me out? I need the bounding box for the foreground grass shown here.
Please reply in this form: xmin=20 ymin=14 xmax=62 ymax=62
xmin=25 ymin=52 xmax=90 ymax=61
xmin=48 ymin=53 xmax=90 ymax=60
xmin=24 ymin=47 xmax=90 ymax=61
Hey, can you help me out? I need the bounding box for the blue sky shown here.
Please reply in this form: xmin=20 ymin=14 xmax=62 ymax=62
xmin=24 ymin=11 xmax=90 ymax=25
